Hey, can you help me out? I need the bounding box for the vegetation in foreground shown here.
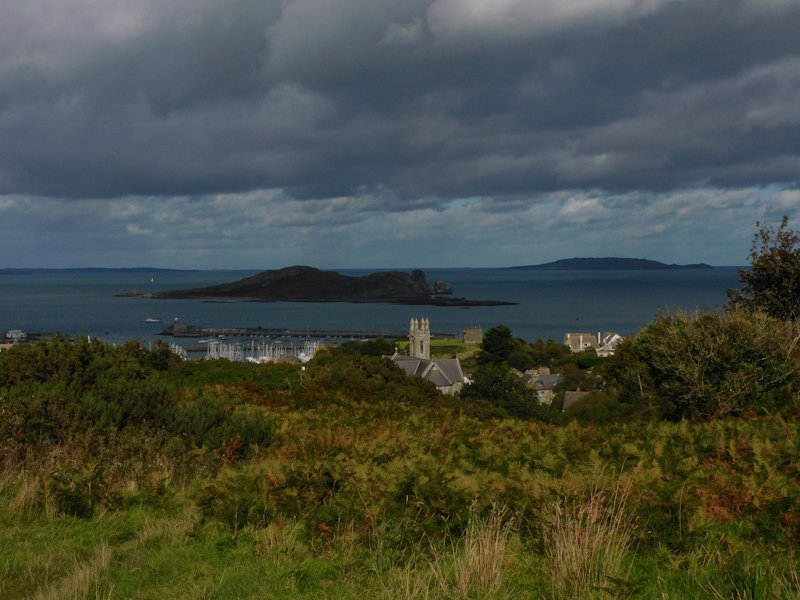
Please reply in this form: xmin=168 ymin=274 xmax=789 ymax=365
xmin=3 ymin=218 xmax=800 ymax=598
xmin=2 ymin=333 xmax=800 ymax=599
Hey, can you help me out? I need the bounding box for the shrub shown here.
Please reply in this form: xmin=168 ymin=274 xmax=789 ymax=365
xmin=460 ymin=364 xmax=540 ymax=419
xmin=44 ymin=468 xmax=97 ymax=518
xmin=564 ymin=391 xmax=634 ymax=424
xmin=529 ymin=338 xmax=572 ymax=368
xmin=328 ymin=338 xmax=398 ymax=357
xmin=193 ymin=464 xmax=276 ymax=531
xmin=606 ymin=309 xmax=800 ymax=420
xmin=300 ymin=354 xmax=441 ymax=408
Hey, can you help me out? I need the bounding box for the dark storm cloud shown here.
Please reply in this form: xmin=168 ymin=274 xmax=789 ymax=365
xmin=1 ymin=0 xmax=799 ymax=202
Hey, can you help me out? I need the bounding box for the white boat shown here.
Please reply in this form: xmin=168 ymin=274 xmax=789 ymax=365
xmin=142 ymin=317 xmax=162 ymax=323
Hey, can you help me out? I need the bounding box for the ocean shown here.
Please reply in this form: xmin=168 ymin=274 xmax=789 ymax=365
xmin=0 ymin=267 xmax=741 ymax=347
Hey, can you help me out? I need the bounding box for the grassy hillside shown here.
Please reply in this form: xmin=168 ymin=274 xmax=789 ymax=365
xmin=1 ymin=338 xmax=799 ymax=598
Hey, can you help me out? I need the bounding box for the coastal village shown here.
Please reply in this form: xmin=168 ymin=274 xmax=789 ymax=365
xmin=4 ymin=1 xmax=799 ymax=591
xmin=1 ymin=264 xmax=625 ymax=415
xmin=5 ymin=236 xmax=800 ymax=597
xmin=2 ymin=317 xmax=622 ymax=412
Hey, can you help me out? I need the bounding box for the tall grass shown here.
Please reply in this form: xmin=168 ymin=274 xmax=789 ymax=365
xmin=32 ymin=543 xmax=112 ymax=600
xmin=448 ymin=506 xmax=513 ymax=597
xmin=382 ymin=565 xmax=433 ymax=600
xmin=695 ymin=549 xmax=800 ymax=600
xmin=543 ymin=485 xmax=635 ymax=599
xmin=432 ymin=505 xmax=514 ymax=599
xmin=378 ymin=505 xmax=514 ymax=599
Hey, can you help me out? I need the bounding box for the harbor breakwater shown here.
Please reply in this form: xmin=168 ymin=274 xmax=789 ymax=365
xmin=160 ymin=319 xmax=456 ymax=340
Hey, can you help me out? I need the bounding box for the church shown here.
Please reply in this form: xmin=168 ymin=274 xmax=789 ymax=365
xmin=391 ymin=318 xmax=467 ymax=395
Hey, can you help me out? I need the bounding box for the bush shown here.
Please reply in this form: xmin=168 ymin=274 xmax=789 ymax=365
xmin=194 ymin=464 xmax=276 ymax=530
xmin=300 ymin=354 xmax=441 ymax=408
xmin=564 ymin=391 xmax=634 ymax=424
xmin=328 ymin=338 xmax=398 ymax=357
xmin=529 ymin=338 xmax=572 ymax=368
xmin=460 ymin=365 xmax=540 ymax=419
xmin=606 ymin=309 xmax=800 ymax=420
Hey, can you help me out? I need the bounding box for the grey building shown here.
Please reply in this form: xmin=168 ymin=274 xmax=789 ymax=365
xmin=391 ymin=317 xmax=466 ymax=394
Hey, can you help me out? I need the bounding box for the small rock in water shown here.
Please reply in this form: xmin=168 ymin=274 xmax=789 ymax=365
xmin=433 ymin=280 xmax=453 ymax=295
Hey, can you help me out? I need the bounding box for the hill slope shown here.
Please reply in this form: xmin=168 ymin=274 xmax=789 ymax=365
xmin=509 ymin=257 xmax=713 ymax=270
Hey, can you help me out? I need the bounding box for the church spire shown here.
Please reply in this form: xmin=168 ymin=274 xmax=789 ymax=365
xmin=408 ymin=317 xmax=431 ymax=360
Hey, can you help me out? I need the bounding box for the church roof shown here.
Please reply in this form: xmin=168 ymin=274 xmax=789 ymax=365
xmin=392 ymin=355 xmax=464 ymax=388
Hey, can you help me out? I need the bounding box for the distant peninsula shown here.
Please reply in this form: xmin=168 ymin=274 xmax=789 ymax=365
xmin=509 ymin=257 xmax=713 ymax=270
xmin=120 ymin=266 xmax=516 ymax=306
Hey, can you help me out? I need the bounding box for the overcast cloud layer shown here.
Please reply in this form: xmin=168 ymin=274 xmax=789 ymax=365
xmin=1 ymin=0 xmax=799 ymax=267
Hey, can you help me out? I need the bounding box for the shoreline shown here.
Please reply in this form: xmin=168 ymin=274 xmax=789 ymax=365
xmin=115 ymin=290 xmax=517 ymax=307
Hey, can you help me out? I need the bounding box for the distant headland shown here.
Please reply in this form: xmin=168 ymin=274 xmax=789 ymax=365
xmin=508 ymin=257 xmax=713 ymax=270
xmin=117 ymin=265 xmax=517 ymax=306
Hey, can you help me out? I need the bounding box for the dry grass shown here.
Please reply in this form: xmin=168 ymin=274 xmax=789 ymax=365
xmin=381 ymin=565 xmax=433 ymax=600
xmin=451 ymin=506 xmax=513 ymax=597
xmin=695 ymin=549 xmax=800 ymax=600
xmin=7 ymin=470 xmax=43 ymax=516
xmin=31 ymin=543 xmax=112 ymax=600
xmin=543 ymin=485 xmax=635 ymax=600
xmin=377 ymin=505 xmax=514 ymax=600
xmin=431 ymin=505 xmax=514 ymax=599
xmin=255 ymin=519 xmax=305 ymax=559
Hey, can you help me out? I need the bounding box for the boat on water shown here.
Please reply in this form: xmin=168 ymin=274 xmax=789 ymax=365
xmin=142 ymin=317 xmax=162 ymax=323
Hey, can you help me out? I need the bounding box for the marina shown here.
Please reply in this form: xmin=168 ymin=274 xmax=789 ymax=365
xmin=160 ymin=322 xmax=456 ymax=341
xmin=205 ymin=339 xmax=320 ymax=363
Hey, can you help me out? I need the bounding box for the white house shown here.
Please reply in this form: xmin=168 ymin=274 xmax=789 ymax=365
xmin=564 ymin=331 xmax=623 ymax=356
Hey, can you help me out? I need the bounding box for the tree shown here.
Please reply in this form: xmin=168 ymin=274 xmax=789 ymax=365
xmin=477 ymin=325 xmax=515 ymax=365
xmin=728 ymin=216 xmax=800 ymax=320
xmin=477 ymin=325 xmax=537 ymax=371
xmin=529 ymin=338 xmax=571 ymax=368
xmin=459 ymin=364 xmax=538 ymax=419
xmin=328 ymin=337 xmax=396 ymax=357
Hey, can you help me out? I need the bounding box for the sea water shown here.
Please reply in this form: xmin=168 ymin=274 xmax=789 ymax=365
xmin=0 ymin=267 xmax=741 ymax=346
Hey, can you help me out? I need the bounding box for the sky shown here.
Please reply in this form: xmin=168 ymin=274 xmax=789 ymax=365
xmin=1 ymin=0 xmax=799 ymax=269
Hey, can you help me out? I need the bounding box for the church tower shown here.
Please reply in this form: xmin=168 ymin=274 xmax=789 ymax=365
xmin=409 ymin=317 xmax=431 ymax=360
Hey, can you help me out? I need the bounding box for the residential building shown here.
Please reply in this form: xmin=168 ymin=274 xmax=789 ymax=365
xmin=463 ymin=326 xmax=483 ymax=344
xmin=563 ymin=331 xmax=623 ymax=356
xmin=523 ymin=367 xmax=563 ymax=406
xmin=563 ymin=332 xmax=598 ymax=353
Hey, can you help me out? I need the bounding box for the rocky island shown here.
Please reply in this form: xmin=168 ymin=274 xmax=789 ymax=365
xmin=122 ymin=266 xmax=516 ymax=306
